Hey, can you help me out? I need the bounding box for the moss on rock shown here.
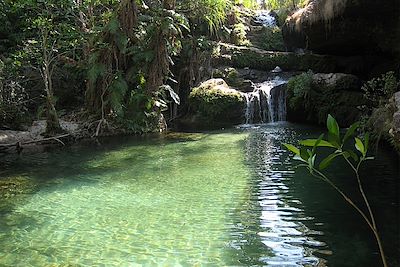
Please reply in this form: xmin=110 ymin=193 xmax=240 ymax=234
xmin=188 ymin=79 xmax=245 ymax=126
xmin=286 ymin=72 xmax=364 ymax=126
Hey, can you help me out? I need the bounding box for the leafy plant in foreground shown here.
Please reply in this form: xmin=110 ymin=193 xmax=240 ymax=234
xmin=283 ymin=115 xmax=388 ymax=267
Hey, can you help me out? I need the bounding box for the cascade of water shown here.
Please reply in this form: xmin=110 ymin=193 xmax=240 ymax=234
xmin=243 ymin=76 xmax=287 ymax=124
xmin=254 ymin=10 xmax=277 ymax=27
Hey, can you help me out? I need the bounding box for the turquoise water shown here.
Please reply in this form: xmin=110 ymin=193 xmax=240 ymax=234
xmin=0 ymin=123 xmax=398 ymax=266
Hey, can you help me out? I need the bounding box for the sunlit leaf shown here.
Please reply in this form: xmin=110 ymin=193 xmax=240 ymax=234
xmin=308 ymin=154 xmax=316 ymax=170
xmin=327 ymin=114 xmax=340 ymax=139
xmin=355 ymin=137 xmax=365 ymax=156
xmin=293 ymin=155 xmax=306 ymax=162
xmin=283 ymin=143 xmax=300 ymax=155
xmin=300 ymin=139 xmax=336 ymax=148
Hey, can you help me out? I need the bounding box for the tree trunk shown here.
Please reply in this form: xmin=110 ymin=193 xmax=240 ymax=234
xmin=43 ymin=62 xmax=62 ymax=135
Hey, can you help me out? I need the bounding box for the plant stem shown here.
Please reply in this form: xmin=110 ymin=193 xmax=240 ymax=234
xmin=310 ymin=168 xmax=375 ymax=231
xmin=343 ymin=157 xmax=388 ymax=267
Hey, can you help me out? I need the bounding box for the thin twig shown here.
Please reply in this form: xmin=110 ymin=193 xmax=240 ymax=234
xmin=0 ymin=133 xmax=70 ymax=148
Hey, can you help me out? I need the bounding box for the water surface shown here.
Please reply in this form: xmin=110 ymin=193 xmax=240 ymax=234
xmin=0 ymin=123 xmax=398 ymax=266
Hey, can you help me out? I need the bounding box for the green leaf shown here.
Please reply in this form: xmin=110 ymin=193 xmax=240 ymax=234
xmin=345 ymin=150 xmax=359 ymax=162
xmin=327 ymin=114 xmax=340 ymax=139
xmin=293 ymin=155 xmax=306 ymax=162
xmin=355 ymin=137 xmax=365 ymax=156
xmin=327 ymin=132 xmax=341 ymax=148
xmin=343 ymin=122 xmax=359 ymax=144
xmin=312 ymin=134 xmax=324 ymax=154
xmin=283 ymin=143 xmax=300 ymax=155
xmin=300 ymin=139 xmax=336 ymax=148
xmin=300 ymin=147 xmax=309 ymax=161
xmin=308 ymin=154 xmax=316 ymax=170
xmin=319 ymin=153 xmax=341 ymax=170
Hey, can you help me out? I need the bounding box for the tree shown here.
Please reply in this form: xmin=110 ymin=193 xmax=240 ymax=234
xmin=19 ymin=0 xmax=81 ymax=135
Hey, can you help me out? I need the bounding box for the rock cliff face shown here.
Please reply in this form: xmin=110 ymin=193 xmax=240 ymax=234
xmin=286 ymin=72 xmax=364 ymax=126
xmin=282 ymin=0 xmax=400 ymax=76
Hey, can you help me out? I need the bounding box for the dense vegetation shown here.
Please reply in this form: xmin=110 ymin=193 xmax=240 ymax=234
xmin=0 ymin=0 xmax=265 ymax=135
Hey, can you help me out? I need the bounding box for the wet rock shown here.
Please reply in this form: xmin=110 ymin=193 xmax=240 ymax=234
xmin=239 ymin=80 xmax=255 ymax=92
xmin=390 ymin=92 xmax=400 ymax=148
xmin=286 ymin=72 xmax=364 ymax=126
xmin=213 ymin=43 xmax=370 ymax=75
xmin=186 ymin=79 xmax=245 ymax=127
xmin=312 ymin=73 xmax=361 ymax=92
xmin=282 ymin=0 xmax=400 ymax=76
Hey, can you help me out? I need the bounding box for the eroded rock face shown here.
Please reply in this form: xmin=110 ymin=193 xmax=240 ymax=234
xmin=390 ymin=92 xmax=400 ymax=148
xmin=286 ymin=72 xmax=364 ymax=126
xmin=282 ymin=0 xmax=400 ymax=76
xmin=187 ymin=79 xmax=245 ymax=127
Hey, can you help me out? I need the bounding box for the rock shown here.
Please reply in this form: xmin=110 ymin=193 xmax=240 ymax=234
xmin=282 ymin=0 xmax=400 ymax=76
xmin=395 ymin=91 xmax=400 ymax=108
xmin=271 ymin=66 xmax=282 ymax=73
xmin=312 ymin=73 xmax=361 ymax=92
xmin=286 ymin=72 xmax=364 ymax=126
xmin=187 ymin=79 xmax=245 ymax=127
xmin=390 ymin=92 xmax=400 ymax=148
xmin=239 ymin=79 xmax=255 ymax=92
xmin=213 ymin=43 xmax=371 ymax=75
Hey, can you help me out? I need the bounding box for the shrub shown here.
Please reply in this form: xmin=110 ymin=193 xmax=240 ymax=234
xmin=362 ymin=71 xmax=399 ymax=108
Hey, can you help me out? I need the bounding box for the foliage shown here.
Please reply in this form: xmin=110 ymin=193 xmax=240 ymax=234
xmin=283 ymin=114 xmax=388 ymax=267
xmin=177 ymin=0 xmax=232 ymax=37
xmin=233 ymin=0 xmax=259 ymax=9
xmin=230 ymin=23 xmax=250 ymax=46
xmin=362 ymin=71 xmax=399 ymax=109
xmin=287 ymin=70 xmax=313 ymax=110
xmin=0 ymin=0 xmax=256 ymax=133
xmin=257 ymin=26 xmax=285 ymax=51
xmin=359 ymin=71 xmax=399 ymax=147
xmin=0 ymin=59 xmax=29 ymax=129
xmin=265 ymin=0 xmax=309 ymax=25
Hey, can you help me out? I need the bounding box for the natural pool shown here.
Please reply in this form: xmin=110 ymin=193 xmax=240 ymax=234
xmin=0 ymin=123 xmax=398 ymax=266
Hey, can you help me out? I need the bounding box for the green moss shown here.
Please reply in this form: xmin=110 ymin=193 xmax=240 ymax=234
xmin=231 ymin=23 xmax=250 ymax=46
xmin=286 ymin=72 xmax=364 ymax=126
xmin=257 ymin=26 xmax=285 ymax=51
xmin=228 ymin=47 xmax=336 ymax=72
xmin=287 ymin=70 xmax=313 ymax=111
xmin=189 ymin=80 xmax=245 ymax=124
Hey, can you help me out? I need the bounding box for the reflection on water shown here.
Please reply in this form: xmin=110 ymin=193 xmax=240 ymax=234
xmin=0 ymin=123 xmax=398 ymax=266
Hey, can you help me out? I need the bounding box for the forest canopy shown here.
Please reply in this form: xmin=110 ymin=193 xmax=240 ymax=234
xmin=0 ymin=0 xmax=307 ymax=134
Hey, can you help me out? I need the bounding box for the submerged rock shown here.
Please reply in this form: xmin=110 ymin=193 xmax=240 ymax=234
xmin=186 ymin=79 xmax=245 ymax=127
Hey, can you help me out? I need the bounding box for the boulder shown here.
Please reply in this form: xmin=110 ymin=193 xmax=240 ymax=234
xmin=282 ymin=0 xmax=400 ymax=76
xmin=286 ymin=72 xmax=364 ymax=126
xmin=187 ymin=79 xmax=245 ymax=127
xmin=390 ymin=92 xmax=400 ymax=148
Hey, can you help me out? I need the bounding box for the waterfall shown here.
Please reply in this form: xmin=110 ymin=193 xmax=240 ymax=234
xmin=244 ymin=76 xmax=287 ymax=124
xmin=254 ymin=10 xmax=277 ymax=27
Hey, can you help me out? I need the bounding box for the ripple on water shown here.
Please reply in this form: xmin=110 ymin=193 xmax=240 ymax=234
xmin=0 ymin=123 xmax=398 ymax=266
